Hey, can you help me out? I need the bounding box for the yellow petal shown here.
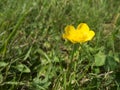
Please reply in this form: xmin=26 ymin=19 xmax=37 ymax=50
xmin=86 ymin=30 xmax=95 ymax=41
xmin=77 ymin=23 xmax=89 ymax=32
xmin=64 ymin=25 xmax=75 ymax=35
xmin=62 ymin=33 xmax=66 ymax=39
xmin=63 ymin=25 xmax=77 ymax=43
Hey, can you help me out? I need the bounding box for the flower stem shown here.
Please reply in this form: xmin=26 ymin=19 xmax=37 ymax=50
xmin=80 ymin=44 xmax=92 ymax=59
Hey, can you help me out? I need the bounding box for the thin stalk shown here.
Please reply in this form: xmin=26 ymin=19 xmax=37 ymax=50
xmin=63 ymin=71 xmax=67 ymax=90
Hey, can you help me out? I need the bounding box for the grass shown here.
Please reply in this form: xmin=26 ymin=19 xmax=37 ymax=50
xmin=0 ymin=0 xmax=120 ymax=90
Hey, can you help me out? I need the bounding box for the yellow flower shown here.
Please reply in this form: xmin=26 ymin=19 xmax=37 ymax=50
xmin=62 ymin=23 xmax=95 ymax=43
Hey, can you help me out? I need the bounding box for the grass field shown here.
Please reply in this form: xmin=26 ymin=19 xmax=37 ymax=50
xmin=0 ymin=0 xmax=120 ymax=90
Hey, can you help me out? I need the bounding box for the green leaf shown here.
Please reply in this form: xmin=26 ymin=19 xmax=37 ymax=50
xmin=105 ymin=56 xmax=118 ymax=71
xmin=0 ymin=61 xmax=8 ymax=67
xmin=16 ymin=64 xmax=30 ymax=73
xmin=0 ymin=74 xmax=3 ymax=83
xmin=23 ymin=46 xmax=32 ymax=60
xmin=37 ymin=49 xmax=51 ymax=63
xmin=94 ymin=51 xmax=106 ymax=66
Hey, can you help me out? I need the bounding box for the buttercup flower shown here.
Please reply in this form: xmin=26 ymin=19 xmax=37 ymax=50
xmin=62 ymin=23 xmax=95 ymax=43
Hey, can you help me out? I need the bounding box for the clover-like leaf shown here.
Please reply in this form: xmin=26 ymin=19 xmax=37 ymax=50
xmin=94 ymin=51 xmax=106 ymax=66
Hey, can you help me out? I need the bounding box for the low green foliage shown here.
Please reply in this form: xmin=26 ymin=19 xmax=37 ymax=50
xmin=0 ymin=0 xmax=120 ymax=90
xmin=94 ymin=51 xmax=106 ymax=66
